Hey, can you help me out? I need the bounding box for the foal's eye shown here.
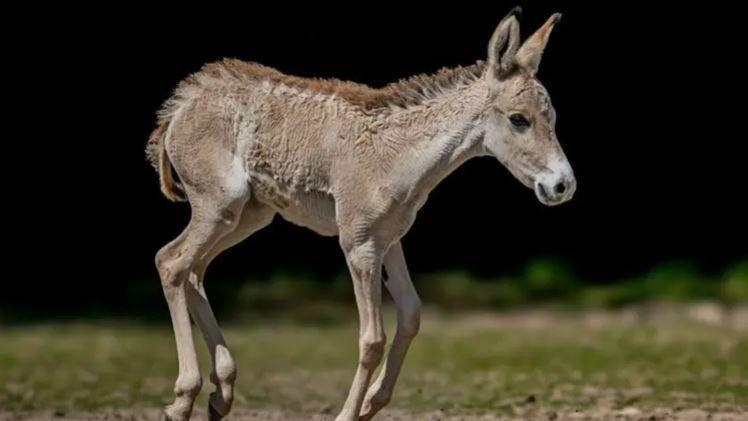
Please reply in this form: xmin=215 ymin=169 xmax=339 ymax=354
xmin=509 ymin=113 xmax=530 ymax=128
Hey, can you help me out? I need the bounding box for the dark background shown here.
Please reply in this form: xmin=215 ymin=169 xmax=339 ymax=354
xmin=11 ymin=2 xmax=746 ymax=318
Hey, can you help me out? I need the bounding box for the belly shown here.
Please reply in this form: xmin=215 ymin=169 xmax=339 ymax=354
xmin=245 ymin=149 xmax=338 ymax=236
xmin=275 ymin=190 xmax=339 ymax=236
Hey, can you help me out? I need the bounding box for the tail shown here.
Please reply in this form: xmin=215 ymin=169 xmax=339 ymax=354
xmin=145 ymin=121 xmax=187 ymax=202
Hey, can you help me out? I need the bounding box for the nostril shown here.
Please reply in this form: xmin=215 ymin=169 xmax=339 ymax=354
xmin=554 ymin=181 xmax=567 ymax=195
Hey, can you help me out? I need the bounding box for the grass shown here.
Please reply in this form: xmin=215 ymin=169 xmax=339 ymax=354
xmin=1 ymin=308 xmax=747 ymax=418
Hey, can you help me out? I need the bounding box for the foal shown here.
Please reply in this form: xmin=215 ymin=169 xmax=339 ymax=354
xmin=147 ymin=8 xmax=575 ymax=421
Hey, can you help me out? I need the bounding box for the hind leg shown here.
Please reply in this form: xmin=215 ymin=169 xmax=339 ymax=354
xmin=156 ymin=189 xmax=249 ymax=421
xmin=185 ymin=199 xmax=275 ymax=420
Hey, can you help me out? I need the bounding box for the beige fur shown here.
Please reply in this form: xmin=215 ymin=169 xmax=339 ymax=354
xmin=148 ymin=8 xmax=575 ymax=421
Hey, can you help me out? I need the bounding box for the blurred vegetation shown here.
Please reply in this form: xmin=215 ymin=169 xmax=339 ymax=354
xmin=2 ymin=259 xmax=746 ymax=323
xmin=214 ymin=259 xmax=748 ymax=322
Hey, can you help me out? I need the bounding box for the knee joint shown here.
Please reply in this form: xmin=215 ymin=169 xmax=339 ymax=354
xmin=399 ymin=303 xmax=421 ymax=338
xmin=359 ymin=336 xmax=386 ymax=369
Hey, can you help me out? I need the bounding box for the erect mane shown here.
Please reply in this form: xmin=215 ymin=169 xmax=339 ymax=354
xmin=180 ymin=58 xmax=487 ymax=111
xmin=380 ymin=61 xmax=487 ymax=109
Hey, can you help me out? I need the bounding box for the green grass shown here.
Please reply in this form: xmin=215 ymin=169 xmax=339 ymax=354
xmin=1 ymin=310 xmax=747 ymax=417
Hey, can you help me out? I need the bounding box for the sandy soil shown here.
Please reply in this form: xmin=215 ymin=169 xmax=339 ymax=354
xmin=2 ymin=408 xmax=747 ymax=421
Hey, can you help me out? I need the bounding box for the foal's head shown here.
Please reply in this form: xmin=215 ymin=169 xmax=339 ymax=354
xmin=480 ymin=7 xmax=575 ymax=206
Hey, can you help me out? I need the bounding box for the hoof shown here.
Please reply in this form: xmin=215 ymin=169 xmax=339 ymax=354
xmin=209 ymin=391 xmax=232 ymax=421
xmin=208 ymin=402 xmax=224 ymax=421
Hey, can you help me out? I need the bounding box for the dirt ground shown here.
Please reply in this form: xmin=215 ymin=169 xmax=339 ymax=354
xmin=2 ymin=408 xmax=748 ymax=421
xmin=2 ymin=305 xmax=747 ymax=421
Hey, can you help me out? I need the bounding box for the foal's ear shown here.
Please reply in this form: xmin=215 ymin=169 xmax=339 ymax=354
xmin=487 ymin=6 xmax=522 ymax=77
xmin=515 ymin=13 xmax=562 ymax=76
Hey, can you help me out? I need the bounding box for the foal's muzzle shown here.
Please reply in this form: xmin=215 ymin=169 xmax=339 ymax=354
xmin=534 ymin=172 xmax=576 ymax=206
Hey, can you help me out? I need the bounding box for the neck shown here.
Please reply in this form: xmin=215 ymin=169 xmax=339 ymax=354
xmin=378 ymin=77 xmax=490 ymax=203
